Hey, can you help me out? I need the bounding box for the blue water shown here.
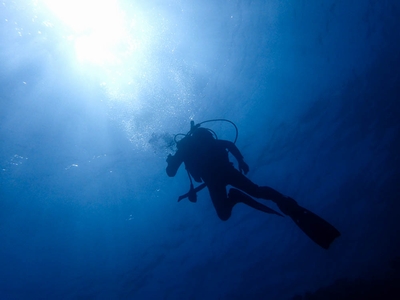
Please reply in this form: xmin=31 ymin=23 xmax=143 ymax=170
xmin=1 ymin=0 xmax=399 ymax=299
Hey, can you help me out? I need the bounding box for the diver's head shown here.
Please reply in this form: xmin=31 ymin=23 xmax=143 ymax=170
xmin=175 ymin=126 xmax=216 ymax=149
xmin=190 ymin=127 xmax=216 ymax=143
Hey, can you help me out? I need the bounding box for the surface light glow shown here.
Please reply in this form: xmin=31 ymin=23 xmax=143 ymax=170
xmin=43 ymin=0 xmax=128 ymax=65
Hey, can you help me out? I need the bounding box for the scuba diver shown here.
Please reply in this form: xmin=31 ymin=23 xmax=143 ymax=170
xmin=166 ymin=120 xmax=340 ymax=249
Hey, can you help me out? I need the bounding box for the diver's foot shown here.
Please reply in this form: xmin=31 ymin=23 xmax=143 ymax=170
xmin=275 ymin=196 xmax=299 ymax=216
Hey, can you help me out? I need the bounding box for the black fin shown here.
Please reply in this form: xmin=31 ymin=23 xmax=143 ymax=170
xmin=276 ymin=198 xmax=341 ymax=249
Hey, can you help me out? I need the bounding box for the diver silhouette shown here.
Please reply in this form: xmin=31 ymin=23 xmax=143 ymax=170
xmin=166 ymin=120 xmax=340 ymax=249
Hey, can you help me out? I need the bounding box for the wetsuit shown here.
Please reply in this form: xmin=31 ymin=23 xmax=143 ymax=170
xmin=166 ymin=133 xmax=285 ymax=220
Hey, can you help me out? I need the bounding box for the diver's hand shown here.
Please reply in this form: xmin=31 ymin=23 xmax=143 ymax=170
xmin=238 ymin=159 xmax=249 ymax=175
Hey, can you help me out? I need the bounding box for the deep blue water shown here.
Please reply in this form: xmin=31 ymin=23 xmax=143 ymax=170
xmin=1 ymin=0 xmax=399 ymax=299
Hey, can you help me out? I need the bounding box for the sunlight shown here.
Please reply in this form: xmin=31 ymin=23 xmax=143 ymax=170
xmin=42 ymin=0 xmax=130 ymax=65
xmin=74 ymin=34 xmax=119 ymax=65
xmin=37 ymin=0 xmax=162 ymax=103
xmin=16 ymin=0 xmax=183 ymax=122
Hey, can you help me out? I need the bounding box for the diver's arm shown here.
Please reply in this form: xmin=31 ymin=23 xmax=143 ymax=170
xmin=166 ymin=152 xmax=183 ymax=177
xmin=220 ymin=140 xmax=250 ymax=174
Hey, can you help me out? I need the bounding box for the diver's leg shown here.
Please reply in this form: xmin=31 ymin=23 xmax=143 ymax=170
xmin=227 ymin=168 xmax=288 ymax=202
xmin=227 ymin=168 xmax=299 ymax=215
xmin=225 ymin=170 xmax=340 ymax=248
xmin=228 ymin=188 xmax=283 ymax=216
xmin=206 ymin=183 xmax=234 ymax=221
